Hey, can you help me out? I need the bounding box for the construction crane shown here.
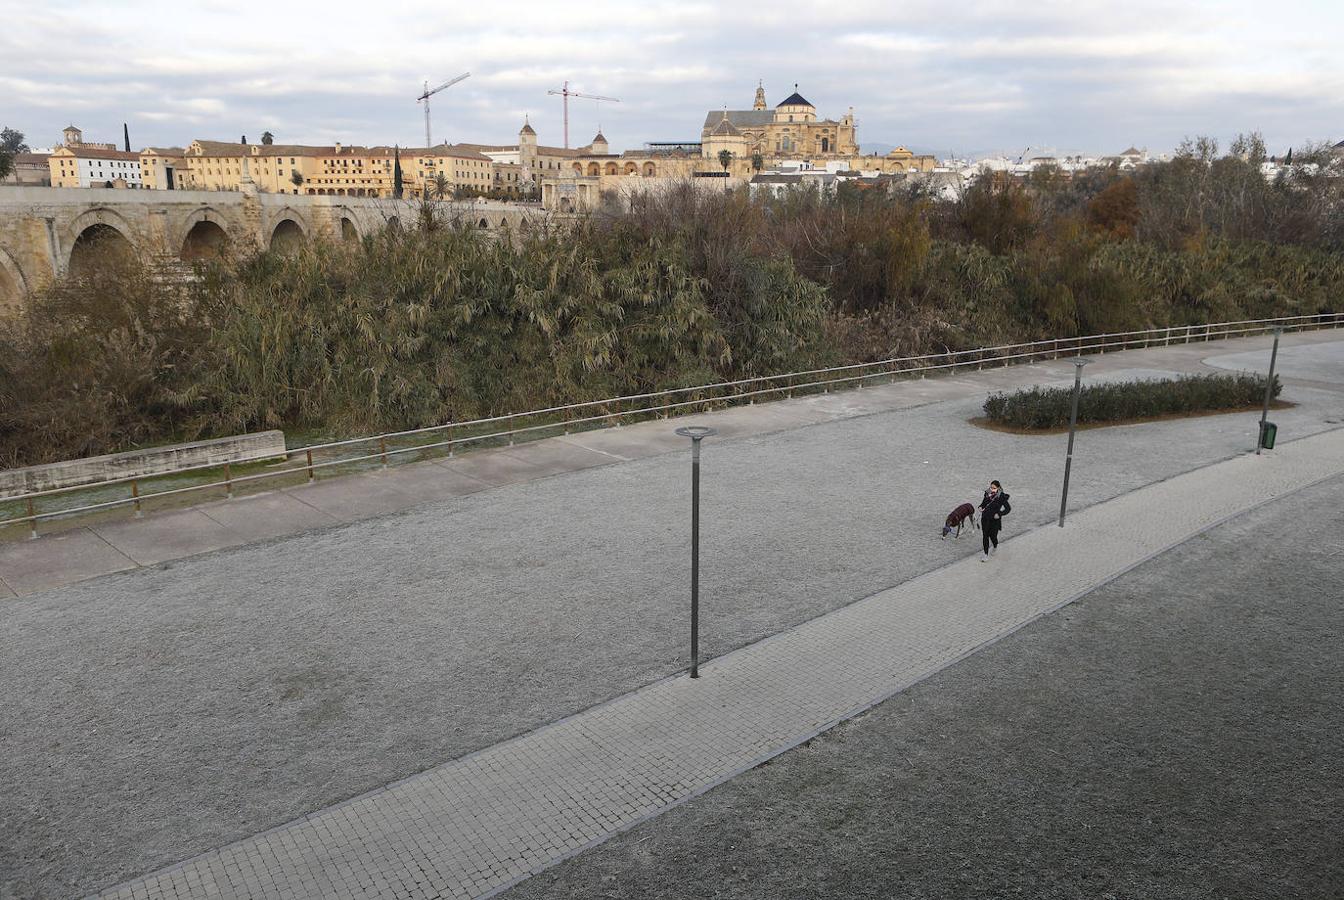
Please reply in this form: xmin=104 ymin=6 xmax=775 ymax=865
xmin=417 ymin=72 xmax=470 ymax=148
xmin=547 ymin=81 xmax=620 ymax=149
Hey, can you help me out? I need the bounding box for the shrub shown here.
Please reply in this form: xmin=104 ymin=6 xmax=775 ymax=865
xmin=983 ymin=372 xmax=1281 ymax=430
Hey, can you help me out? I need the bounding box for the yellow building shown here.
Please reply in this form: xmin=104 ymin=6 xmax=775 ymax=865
xmin=171 ymin=140 xmax=495 ymax=197
xmin=139 ymin=147 xmax=185 ymax=190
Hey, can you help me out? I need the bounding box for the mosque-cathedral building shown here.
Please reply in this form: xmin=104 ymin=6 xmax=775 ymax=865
xmin=542 ymin=82 xmax=936 ymax=211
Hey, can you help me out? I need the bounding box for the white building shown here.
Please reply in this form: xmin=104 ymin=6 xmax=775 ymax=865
xmin=47 ymin=125 xmax=143 ymax=188
xmin=49 ymin=146 xmax=144 ymax=187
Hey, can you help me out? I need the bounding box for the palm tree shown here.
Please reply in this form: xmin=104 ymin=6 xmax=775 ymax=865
xmin=751 ymin=152 xmax=764 ymax=172
xmin=431 ymin=172 xmax=451 ymax=200
xmin=718 ymin=149 xmax=733 ymax=173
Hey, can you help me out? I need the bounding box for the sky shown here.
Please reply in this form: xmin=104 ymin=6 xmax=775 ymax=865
xmin=2 ymin=0 xmax=1341 ymax=159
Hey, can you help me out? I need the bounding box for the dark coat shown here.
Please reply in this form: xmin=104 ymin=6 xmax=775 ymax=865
xmin=979 ymin=490 xmax=1011 ymax=530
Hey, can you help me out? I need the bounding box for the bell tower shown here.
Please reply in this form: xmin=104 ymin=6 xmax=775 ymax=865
xmin=753 ymin=81 xmax=767 ymax=110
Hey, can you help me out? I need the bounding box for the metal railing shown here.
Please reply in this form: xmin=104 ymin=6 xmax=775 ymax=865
xmin=3 ymin=312 xmax=1339 ymax=537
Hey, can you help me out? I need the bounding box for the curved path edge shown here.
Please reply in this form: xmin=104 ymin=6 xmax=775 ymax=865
xmin=95 ymin=428 xmax=1344 ymax=900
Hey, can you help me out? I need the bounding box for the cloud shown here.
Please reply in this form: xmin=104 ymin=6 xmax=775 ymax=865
xmin=1 ymin=0 xmax=1341 ymax=156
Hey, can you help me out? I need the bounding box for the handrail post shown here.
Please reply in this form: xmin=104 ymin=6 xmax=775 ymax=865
xmin=305 ymin=449 xmax=315 ymax=484
xmin=379 ymin=437 xmax=388 ymax=469
xmin=131 ymin=479 xmax=143 ymax=517
xmin=224 ymin=462 xmax=234 ymax=498
xmin=26 ymin=497 xmax=38 ymax=540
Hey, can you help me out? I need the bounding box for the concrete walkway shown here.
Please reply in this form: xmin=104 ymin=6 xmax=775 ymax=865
xmin=3 ymin=328 xmax=1340 ymax=599
xmin=95 ymin=425 xmax=1344 ymax=900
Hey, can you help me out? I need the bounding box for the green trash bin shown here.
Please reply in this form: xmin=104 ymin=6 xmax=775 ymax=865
xmin=1260 ymin=421 xmax=1278 ymax=449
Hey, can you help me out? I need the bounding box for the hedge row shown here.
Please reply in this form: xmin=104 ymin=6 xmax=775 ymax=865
xmin=983 ymin=372 xmax=1281 ymax=430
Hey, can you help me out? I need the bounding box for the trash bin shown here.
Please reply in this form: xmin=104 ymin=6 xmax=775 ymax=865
xmin=1260 ymin=421 xmax=1278 ymax=449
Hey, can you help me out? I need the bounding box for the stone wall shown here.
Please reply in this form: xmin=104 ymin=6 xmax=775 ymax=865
xmin=0 ymin=431 xmax=288 ymax=495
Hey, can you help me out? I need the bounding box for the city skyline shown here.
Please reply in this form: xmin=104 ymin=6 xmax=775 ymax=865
xmin=3 ymin=0 xmax=1342 ymax=158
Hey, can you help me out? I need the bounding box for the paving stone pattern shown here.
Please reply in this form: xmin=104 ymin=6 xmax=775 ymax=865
xmin=97 ymin=428 xmax=1344 ymax=899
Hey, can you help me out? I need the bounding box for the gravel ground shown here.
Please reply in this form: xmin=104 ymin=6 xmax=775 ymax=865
xmin=1 ymin=378 xmax=1340 ymax=898
xmin=505 ymin=474 xmax=1344 ymax=900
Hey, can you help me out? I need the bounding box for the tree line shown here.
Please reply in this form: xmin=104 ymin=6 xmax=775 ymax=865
xmin=1 ymin=134 xmax=1340 ymax=466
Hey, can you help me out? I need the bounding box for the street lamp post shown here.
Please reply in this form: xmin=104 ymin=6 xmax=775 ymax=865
xmin=1256 ymin=327 xmax=1283 ymax=455
xmin=1058 ymin=358 xmax=1090 ymax=528
xmin=675 ymin=426 xmax=717 ymax=678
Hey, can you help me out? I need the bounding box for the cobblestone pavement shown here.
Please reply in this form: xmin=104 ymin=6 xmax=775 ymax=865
xmin=93 ymin=428 xmax=1344 ymax=899
xmin=503 ymin=477 xmax=1344 ymax=900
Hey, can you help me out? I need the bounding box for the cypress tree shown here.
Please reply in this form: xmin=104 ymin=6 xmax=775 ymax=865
xmin=393 ymin=146 xmax=403 ymax=199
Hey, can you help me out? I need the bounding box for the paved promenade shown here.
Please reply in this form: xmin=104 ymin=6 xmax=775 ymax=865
xmin=94 ymin=426 xmax=1344 ymax=899
xmin=2 ymin=328 xmax=1340 ymax=597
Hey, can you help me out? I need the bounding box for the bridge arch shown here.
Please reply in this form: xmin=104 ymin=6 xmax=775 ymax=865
xmin=0 ymin=246 xmax=28 ymax=312
xmin=270 ymin=217 xmax=305 ymax=254
xmin=179 ymin=208 xmax=231 ymax=261
xmin=62 ymin=207 xmax=137 ymax=275
xmin=340 ymin=216 xmax=359 ymax=241
xmin=263 ymin=207 xmax=313 ymax=244
xmin=68 ymin=221 xmax=137 ymax=278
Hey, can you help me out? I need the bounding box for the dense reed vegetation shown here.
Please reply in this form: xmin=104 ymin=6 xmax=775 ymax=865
xmin=2 ymin=135 xmax=1340 ymax=466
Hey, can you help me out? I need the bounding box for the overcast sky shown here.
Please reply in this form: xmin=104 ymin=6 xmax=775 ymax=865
xmin=3 ymin=0 xmax=1341 ymax=158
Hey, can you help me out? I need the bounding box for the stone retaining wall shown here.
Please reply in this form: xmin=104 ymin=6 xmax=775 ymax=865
xmin=0 ymin=431 xmax=287 ymax=495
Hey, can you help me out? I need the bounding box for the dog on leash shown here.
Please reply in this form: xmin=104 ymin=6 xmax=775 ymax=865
xmin=941 ymin=502 xmax=979 ymax=539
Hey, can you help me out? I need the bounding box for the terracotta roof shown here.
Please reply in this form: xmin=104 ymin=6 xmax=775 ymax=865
xmin=1121 ymin=146 xmax=1143 ymax=156
xmin=185 ymin=140 xmax=491 ymax=161
xmin=519 ymin=120 xmax=536 ymax=136
xmin=12 ymin=153 xmax=50 ymax=164
xmin=592 ymin=131 xmax=607 ymax=143
xmin=142 ymin=147 xmax=185 ymax=156
xmin=51 ymin=146 xmax=140 ymax=161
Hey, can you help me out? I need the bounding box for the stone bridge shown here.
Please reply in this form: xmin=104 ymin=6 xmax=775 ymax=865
xmin=0 ymin=186 xmax=544 ymax=308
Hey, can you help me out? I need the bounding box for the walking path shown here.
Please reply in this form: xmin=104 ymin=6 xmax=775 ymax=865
xmin=96 ymin=425 xmax=1344 ymax=900
xmin=4 ymin=328 xmax=1341 ymax=598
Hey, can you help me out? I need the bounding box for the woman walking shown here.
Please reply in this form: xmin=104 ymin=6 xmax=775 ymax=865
xmin=979 ymin=480 xmax=1011 ymax=561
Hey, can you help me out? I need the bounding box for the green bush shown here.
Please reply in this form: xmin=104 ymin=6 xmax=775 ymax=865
xmin=983 ymin=372 xmax=1281 ymax=430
